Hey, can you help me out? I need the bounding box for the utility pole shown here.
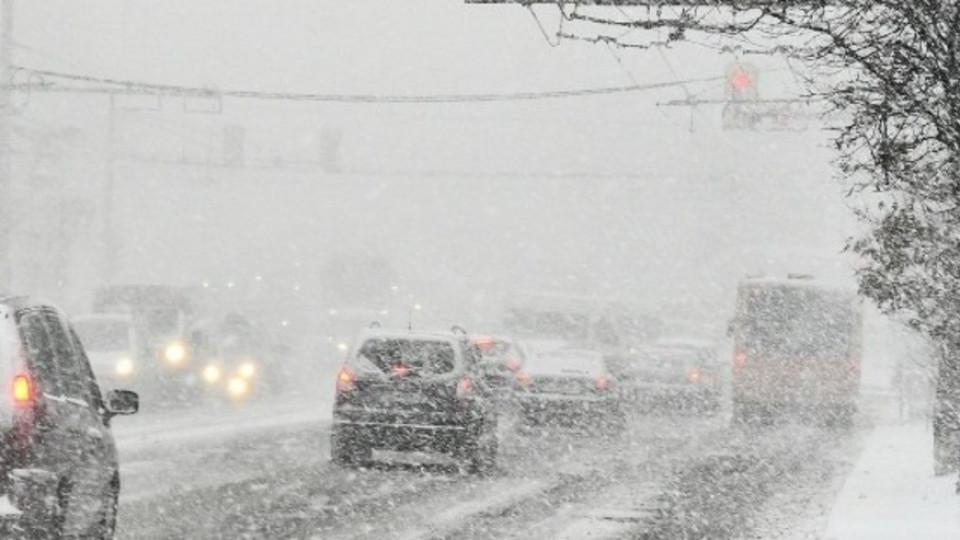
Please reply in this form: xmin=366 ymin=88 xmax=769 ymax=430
xmin=0 ymin=0 xmax=12 ymax=291
xmin=101 ymin=93 xmax=118 ymax=284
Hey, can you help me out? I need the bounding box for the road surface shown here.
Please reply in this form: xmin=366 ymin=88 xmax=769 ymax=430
xmin=111 ymin=395 xmax=864 ymax=539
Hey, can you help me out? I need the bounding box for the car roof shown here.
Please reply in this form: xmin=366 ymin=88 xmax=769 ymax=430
xmin=356 ymin=327 xmax=466 ymax=343
xmin=73 ymin=312 xmax=134 ymax=323
xmin=739 ymin=276 xmax=856 ymax=293
xmin=0 ymin=295 xmax=62 ymax=314
xmin=655 ymin=338 xmax=715 ymax=349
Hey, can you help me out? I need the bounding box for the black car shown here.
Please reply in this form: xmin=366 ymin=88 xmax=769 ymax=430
xmin=331 ymin=327 xmax=498 ymax=472
xmin=512 ymin=348 xmax=625 ymax=431
xmin=0 ymin=296 xmax=138 ymax=539
xmin=614 ymin=340 xmax=723 ymax=414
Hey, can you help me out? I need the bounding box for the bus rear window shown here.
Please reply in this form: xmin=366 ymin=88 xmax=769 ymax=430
xmin=741 ymin=286 xmax=856 ymax=356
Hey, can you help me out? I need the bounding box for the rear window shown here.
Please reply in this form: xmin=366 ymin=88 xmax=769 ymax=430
xmin=642 ymin=347 xmax=699 ymax=366
xmin=740 ymin=285 xmax=857 ymax=357
xmin=525 ymin=350 xmax=604 ymax=375
xmin=355 ymin=338 xmax=457 ymax=375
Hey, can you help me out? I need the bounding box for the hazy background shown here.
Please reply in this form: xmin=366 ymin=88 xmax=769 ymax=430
xmin=5 ymin=0 xmax=854 ymax=342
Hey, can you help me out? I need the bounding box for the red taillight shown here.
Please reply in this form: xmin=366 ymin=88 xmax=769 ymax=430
xmin=505 ymin=358 xmax=522 ymax=372
xmin=515 ymin=370 xmax=530 ymax=387
xmin=336 ymin=366 xmax=355 ymax=391
xmin=456 ymin=376 xmax=473 ymax=399
xmin=733 ymin=351 xmax=747 ymax=369
xmin=12 ymin=374 xmax=34 ymax=405
xmin=595 ymin=376 xmax=610 ymax=390
xmin=687 ymin=367 xmax=702 ymax=384
xmin=473 ymin=335 xmax=495 ymax=351
xmin=391 ymin=364 xmax=411 ymax=378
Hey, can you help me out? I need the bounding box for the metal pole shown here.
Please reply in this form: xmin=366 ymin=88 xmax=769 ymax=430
xmin=0 ymin=0 xmax=13 ymax=291
xmin=102 ymin=93 xmax=117 ymax=284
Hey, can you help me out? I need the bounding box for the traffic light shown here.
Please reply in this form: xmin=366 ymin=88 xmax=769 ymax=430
xmin=725 ymin=62 xmax=758 ymax=102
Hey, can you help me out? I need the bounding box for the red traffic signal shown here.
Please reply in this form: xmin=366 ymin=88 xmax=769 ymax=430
xmin=730 ymin=70 xmax=753 ymax=91
xmin=725 ymin=62 xmax=758 ymax=101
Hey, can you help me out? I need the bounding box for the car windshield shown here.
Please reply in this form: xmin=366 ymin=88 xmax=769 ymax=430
xmin=133 ymin=309 xmax=181 ymax=342
xmin=73 ymin=319 xmax=130 ymax=352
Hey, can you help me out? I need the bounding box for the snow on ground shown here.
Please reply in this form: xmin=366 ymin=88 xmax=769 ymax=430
xmin=114 ymin=392 xmax=331 ymax=454
xmin=825 ymin=422 xmax=960 ymax=540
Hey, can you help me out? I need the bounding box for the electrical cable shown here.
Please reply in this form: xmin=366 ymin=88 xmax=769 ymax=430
xmin=15 ymin=66 xmax=726 ymax=104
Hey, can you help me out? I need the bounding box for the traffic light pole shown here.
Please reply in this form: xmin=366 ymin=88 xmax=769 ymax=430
xmin=101 ymin=93 xmax=118 ymax=284
xmin=0 ymin=0 xmax=13 ymax=291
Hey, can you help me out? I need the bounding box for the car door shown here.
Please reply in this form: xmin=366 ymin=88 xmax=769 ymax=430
xmin=43 ymin=310 xmax=113 ymax=535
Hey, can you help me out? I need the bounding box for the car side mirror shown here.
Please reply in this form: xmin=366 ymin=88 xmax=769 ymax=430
xmin=105 ymin=389 xmax=139 ymax=416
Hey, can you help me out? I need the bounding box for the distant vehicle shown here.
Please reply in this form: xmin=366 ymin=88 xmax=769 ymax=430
xmin=194 ymin=313 xmax=285 ymax=401
xmin=72 ymin=313 xmax=140 ymax=392
xmin=503 ymin=292 xmax=661 ymax=352
xmin=612 ymin=340 xmax=723 ymax=414
xmin=512 ymin=348 xmax=625 ymax=431
xmin=331 ymin=327 xmax=498 ymax=472
xmin=471 ymin=334 xmax=526 ymax=389
xmin=0 ymin=295 xmax=138 ymax=538
xmin=729 ymin=275 xmax=863 ymax=424
xmin=92 ymin=284 xmax=202 ymax=404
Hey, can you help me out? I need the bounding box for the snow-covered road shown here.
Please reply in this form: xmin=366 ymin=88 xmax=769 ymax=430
xmin=111 ymin=402 xmax=865 ymax=539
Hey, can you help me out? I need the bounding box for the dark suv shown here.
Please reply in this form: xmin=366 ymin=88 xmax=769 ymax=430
xmin=0 ymin=296 xmax=138 ymax=539
xmin=331 ymin=328 xmax=498 ymax=472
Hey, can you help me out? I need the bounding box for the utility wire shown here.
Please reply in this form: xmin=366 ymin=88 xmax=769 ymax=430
xmin=14 ymin=66 xmax=726 ymax=104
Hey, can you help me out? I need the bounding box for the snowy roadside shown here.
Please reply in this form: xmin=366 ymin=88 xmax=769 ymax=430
xmin=113 ymin=391 xmax=332 ymax=455
xmin=824 ymin=421 xmax=960 ymax=540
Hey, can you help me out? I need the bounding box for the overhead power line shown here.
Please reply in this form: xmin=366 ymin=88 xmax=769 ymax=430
xmin=14 ymin=66 xmax=726 ymax=104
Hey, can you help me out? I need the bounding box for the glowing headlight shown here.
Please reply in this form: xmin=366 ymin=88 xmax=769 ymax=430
xmin=164 ymin=343 xmax=187 ymax=365
xmin=336 ymin=342 xmax=349 ymax=354
xmin=239 ymin=362 xmax=256 ymax=379
xmin=115 ymin=358 xmax=134 ymax=376
xmin=203 ymin=365 xmax=221 ymax=384
xmin=227 ymin=377 xmax=248 ymax=396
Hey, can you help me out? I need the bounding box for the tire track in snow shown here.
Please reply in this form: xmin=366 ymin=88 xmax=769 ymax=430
xmin=383 ymin=416 xmax=727 ymax=540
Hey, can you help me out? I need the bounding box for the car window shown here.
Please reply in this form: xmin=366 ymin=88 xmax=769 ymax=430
xmin=18 ymin=310 xmax=60 ymax=396
xmin=69 ymin=327 xmax=105 ymax=411
xmin=356 ymin=338 xmax=457 ymax=375
xmin=44 ymin=312 xmax=93 ymax=403
xmin=462 ymin=342 xmax=482 ymax=369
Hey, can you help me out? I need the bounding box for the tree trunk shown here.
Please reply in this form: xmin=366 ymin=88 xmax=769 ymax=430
xmin=933 ymin=339 xmax=960 ymax=476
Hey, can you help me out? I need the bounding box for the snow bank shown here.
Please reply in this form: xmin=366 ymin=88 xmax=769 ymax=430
xmin=825 ymin=422 xmax=960 ymax=540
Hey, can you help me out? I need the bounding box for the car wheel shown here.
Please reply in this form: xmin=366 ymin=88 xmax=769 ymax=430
xmin=331 ymin=428 xmax=371 ymax=467
xmin=69 ymin=476 xmax=119 ymax=540
xmin=89 ymin=475 xmax=120 ymax=540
